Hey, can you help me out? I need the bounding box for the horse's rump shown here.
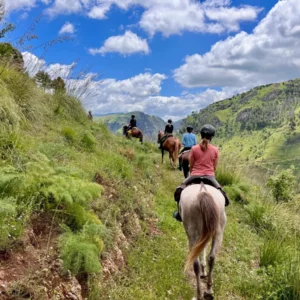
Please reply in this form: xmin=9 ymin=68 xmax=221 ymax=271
xmin=180 ymin=185 xmax=223 ymax=271
xmin=179 ymin=184 xmax=226 ymax=298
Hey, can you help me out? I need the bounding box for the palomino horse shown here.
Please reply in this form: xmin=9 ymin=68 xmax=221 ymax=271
xmin=180 ymin=150 xmax=191 ymax=178
xmin=123 ymin=125 xmax=143 ymax=143
xmin=180 ymin=184 xmax=226 ymax=300
xmin=157 ymin=131 xmax=181 ymax=167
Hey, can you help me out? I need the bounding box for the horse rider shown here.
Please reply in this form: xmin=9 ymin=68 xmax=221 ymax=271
xmin=87 ymin=111 xmax=93 ymax=121
xmin=126 ymin=115 xmax=137 ymax=136
xmin=159 ymin=119 xmax=173 ymax=149
xmin=173 ymin=124 xmax=230 ymax=222
xmin=178 ymin=125 xmax=197 ymax=171
xmin=165 ymin=119 xmax=173 ymax=134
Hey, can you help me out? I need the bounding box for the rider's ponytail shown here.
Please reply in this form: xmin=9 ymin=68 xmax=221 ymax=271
xmin=200 ymin=138 xmax=209 ymax=151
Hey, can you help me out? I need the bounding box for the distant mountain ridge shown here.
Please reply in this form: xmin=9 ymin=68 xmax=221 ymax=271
xmin=181 ymin=78 xmax=300 ymax=174
xmin=95 ymin=111 xmax=182 ymax=141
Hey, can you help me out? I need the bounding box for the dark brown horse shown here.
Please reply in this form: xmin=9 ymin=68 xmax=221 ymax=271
xmin=123 ymin=125 xmax=143 ymax=143
xmin=157 ymin=131 xmax=181 ymax=168
xmin=180 ymin=150 xmax=191 ymax=178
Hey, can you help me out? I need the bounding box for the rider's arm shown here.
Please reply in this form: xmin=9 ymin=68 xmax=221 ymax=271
xmin=193 ymin=134 xmax=197 ymax=146
xmin=214 ymin=150 xmax=219 ymax=171
xmin=190 ymin=148 xmax=194 ymax=170
xmin=182 ymin=134 xmax=186 ymax=146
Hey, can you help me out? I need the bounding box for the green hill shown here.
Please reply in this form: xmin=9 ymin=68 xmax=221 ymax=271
xmin=181 ymin=79 xmax=300 ymax=174
xmin=96 ymin=111 xmax=175 ymax=141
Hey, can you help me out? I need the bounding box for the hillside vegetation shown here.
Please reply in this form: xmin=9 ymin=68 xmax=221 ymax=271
xmin=181 ymin=79 xmax=300 ymax=174
xmin=1 ymin=56 xmax=300 ymax=300
xmin=95 ymin=111 xmax=180 ymax=142
xmin=0 ymin=65 xmax=164 ymax=299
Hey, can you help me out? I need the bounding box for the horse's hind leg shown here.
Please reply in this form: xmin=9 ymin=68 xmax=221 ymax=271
xmin=193 ymin=258 xmax=203 ymax=300
xmin=207 ymin=231 xmax=223 ymax=295
xmin=200 ymin=246 xmax=207 ymax=278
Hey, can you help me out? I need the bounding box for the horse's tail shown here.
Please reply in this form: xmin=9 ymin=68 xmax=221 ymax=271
xmin=139 ymin=130 xmax=143 ymax=143
xmin=174 ymin=139 xmax=180 ymax=164
xmin=184 ymin=189 xmax=220 ymax=271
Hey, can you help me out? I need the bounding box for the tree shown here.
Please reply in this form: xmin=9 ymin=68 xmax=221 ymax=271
xmin=51 ymin=77 xmax=66 ymax=93
xmin=267 ymin=166 xmax=296 ymax=203
xmin=0 ymin=43 xmax=23 ymax=70
xmin=0 ymin=23 xmax=16 ymax=39
xmin=35 ymin=71 xmax=52 ymax=90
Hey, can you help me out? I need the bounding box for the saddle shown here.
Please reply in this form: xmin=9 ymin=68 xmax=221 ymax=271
xmin=127 ymin=127 xmax=137 ymax=135
xmin=160 ymin=134 xmax=173 ymax=144
xmin=174 ymin=177 xmax=230 ymax=206
xmin=179 ymin=149 xmax=191 ymax=158
xmin=186 ymin=176 xmax=218 ymax=188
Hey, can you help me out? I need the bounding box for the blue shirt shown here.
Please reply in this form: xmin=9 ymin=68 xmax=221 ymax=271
xmin=182 ymin=133 xmax=197 ymax=147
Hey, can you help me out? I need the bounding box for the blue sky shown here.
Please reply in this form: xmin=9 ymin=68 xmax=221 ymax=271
xmin=3 ymin=0 xmax=300 ymax=120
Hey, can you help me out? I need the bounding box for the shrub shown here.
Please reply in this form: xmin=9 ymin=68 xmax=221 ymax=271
xmin=0 ymin=197 xmax=24 ymax=250
xmin=59 ymin=223 xmax=105 ymax=275
xmin=216 ymin=164 xmax=240 ymax=186
xmin=267 ymin=166 xmax=296 ymax=202
xmin=244 ymin=202 xmax=273 ymax=232
xmin=223 ymin=183 xmax=250 ymax=204
xmin=0 ymin=43 xmax=24 ymax=70
xmin=267 ymin=257 xmax=300 ymax=300
xmin=259 ymin=236 xmax=288 ymax=268
xmin=81 ymin=131 xmax=96 ymax=151
xmin=61 ymin=126 xmax=76 ymax=143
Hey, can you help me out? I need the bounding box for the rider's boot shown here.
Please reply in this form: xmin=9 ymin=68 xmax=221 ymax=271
xmin=173 ymin=210 xmax=182 ymax=222
xmin=173 ymin=185 xmax=185 ymax=222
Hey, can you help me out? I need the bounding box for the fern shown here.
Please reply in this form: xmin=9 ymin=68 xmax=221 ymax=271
xmin=59 ymin=223 xmax=105 ymax=275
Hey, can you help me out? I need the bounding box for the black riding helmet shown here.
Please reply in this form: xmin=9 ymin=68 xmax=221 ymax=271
xmin=168 ymin=119 xmax=172 ymax=123
xmin=131 ymin=115 xmax=135 ymax=118
xmin=200 ymin=124 xmax=215 ymax=139
xmin=186 ymin=125 xmax=193 ymax=133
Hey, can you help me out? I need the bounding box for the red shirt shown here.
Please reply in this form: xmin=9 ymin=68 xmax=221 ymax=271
xmin=190 ymin=144 xmax=219 ymax=176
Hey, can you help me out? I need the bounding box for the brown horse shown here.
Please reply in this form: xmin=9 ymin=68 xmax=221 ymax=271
xmin=180 ymin=150 xmax=191 ymax=178
xmin=123 ymin=125 xmax=143 ymax=143
xmin=157 ymin=131 xmax=181 ymax=167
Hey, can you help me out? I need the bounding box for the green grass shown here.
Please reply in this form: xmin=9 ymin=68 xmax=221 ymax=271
xmin=2 ymin=63 xmax=300 ymax=299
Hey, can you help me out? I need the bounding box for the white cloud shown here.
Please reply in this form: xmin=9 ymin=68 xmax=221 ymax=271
xmin=4 ymin=0 xmax=49 ymax=13
xmin=22 ymin=52 xmax=46 ymax=77
xmin=45 ymin=0 xmax=82 ymax=16
xmin=22 ymin=51 xmax=76 ymax=79
xmin=42 ymin=0 xmax=260 ymax=37
xmin=89 ymin=31 xmax=150 ymax=56
xmin=59 ymin=22 xmax=75 ymax=35
xmin=88 ymin=3 xmax=110 ymax=19
xmin=174 ymin=0 xmax=300 ymax=90
xmin=45 ymin=62 xmax=77 ymax=79
xmin=22 ymin=51 xmax=238 ymax=119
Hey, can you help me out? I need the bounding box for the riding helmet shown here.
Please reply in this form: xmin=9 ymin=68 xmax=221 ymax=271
xmin=186 ymin=125 xmax=193 ymax=132
xmin=131 ymin=115 xmax=135 ymax=118
xmin=200 ymin=124 xmax=215 ymax=139
xmin=168 ymin=119 xmax=172 ymax=123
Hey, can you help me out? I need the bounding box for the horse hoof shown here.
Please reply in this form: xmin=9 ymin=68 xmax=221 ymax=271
xmin=204 ymin=292 xmax=214 ymax=300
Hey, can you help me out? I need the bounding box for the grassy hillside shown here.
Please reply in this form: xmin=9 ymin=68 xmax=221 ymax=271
xmin=0 ymin=66 xmax=165 ymax=298
xmin=181 ymin=79 xmax=300 ymax=174
xmin=1 ymin=60 xmax=300 ymax=299
xmin=95 ymin=111 xmax=174 ymax=142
